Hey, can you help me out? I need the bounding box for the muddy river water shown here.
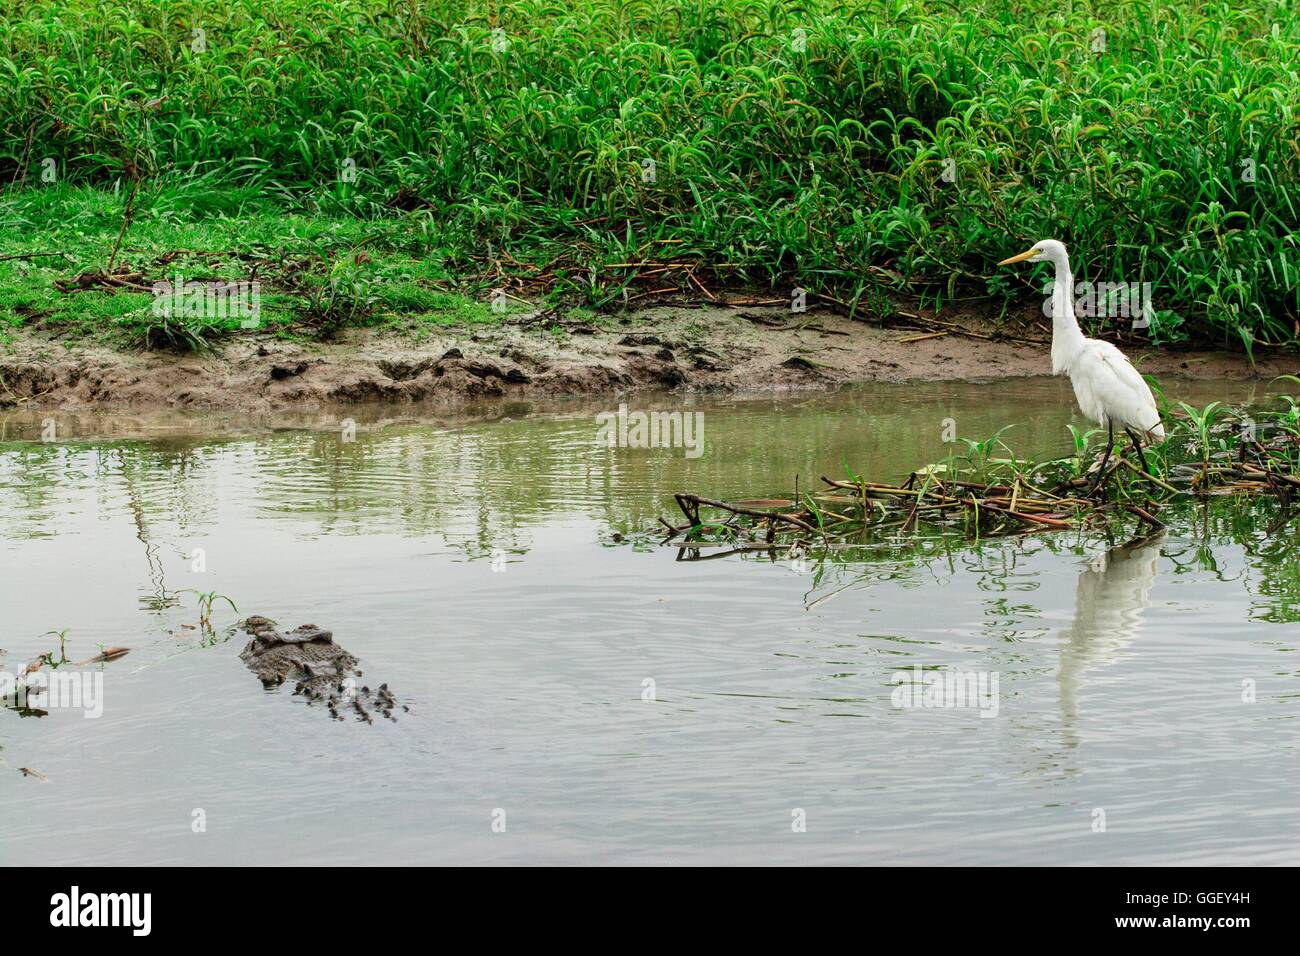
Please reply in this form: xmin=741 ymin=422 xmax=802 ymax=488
xmin=1 ymin=377 xmax=1297 ymax=864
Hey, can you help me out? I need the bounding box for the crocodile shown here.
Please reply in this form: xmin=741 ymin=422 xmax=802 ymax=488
xmin=238 ymin=616 xmax=404 ymax=723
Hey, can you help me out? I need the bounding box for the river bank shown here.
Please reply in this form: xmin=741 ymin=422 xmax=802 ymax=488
xmin=3 ymin=304 xmax=1291 ymax=412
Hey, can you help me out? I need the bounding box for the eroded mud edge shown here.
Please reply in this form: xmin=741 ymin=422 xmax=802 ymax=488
xmin=1 ymin=305 xmax=1288 ymax=412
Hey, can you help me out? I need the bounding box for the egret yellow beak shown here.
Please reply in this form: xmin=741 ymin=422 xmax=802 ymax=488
xmin=998 ymin=248 xmax=1039 ymax=265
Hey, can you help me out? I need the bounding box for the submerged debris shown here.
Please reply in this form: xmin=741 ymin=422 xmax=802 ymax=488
xmin=238 ymin=616 xmax=403 ymax=724
xmin=75 ymin=647 xmax=130 ymax=665
xmin=662 ymin=478 xmax=1145 ymax=555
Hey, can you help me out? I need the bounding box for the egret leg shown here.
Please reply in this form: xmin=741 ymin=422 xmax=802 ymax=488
xmin=1087 ymin=421 xmax=1115 ymax=496
xmin=1125 ymin=427 xmax=1151 ymax=477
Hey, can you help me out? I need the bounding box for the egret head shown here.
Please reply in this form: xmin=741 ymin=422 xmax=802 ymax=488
xmin=998 ymin=239 xmax=1068 ymax=267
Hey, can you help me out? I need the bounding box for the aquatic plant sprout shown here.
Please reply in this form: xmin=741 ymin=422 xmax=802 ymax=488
xmin=182 ymin=589 xmax=239 ymax=629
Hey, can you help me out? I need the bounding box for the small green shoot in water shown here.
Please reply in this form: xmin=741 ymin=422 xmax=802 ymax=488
xmin=183 ymin=590 xmax=239 ymax=629
xmin=954 ymin=425 xmax=1018 ymax=484
xmin=40 ymin=629 xmax=71 ymax=667
xmin=1176 ymin=401 xmax=1226 ymax=466
xmin=1065 ymin=423 xmax=1104 ymax=478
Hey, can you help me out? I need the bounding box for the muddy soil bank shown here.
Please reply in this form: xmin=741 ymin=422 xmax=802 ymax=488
xmin=1 ymin=305 xmax=1291 ymax=412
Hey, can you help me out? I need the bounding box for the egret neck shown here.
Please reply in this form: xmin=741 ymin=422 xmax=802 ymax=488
xmin=1047 ymin=247 xmax=1087 ymax=374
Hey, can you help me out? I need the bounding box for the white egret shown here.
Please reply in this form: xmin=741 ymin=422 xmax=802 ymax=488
xmin=998 ymin=239 xmax=1165 ymax=492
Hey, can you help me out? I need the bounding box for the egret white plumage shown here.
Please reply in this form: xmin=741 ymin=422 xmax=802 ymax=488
xmin=998 ymin=239 xmax=1165 ymax=492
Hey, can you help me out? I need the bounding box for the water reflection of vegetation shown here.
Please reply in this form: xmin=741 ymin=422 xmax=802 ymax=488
xmin=0 ymin=385 xmax=1090 ymax=556
xmin=713 ymin=494 xmax=1300 ymax=625
xmin=3 ymin=385 xmax=1298 ymax=619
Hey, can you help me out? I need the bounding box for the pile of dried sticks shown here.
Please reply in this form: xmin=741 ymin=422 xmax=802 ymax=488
xmin=662 ymin=474 xmax=1163 ymax=552
xmin=661 ymin=418 xmax=1300 ymax=552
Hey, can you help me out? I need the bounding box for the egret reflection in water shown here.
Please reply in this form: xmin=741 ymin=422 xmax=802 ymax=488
xmin=1058 ymin=532 xmax=1165 ymax=744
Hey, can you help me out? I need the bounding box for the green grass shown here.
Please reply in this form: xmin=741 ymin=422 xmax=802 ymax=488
xmin=1 ymin=0 xmax=1297 ymax=349
xmin=0 ymin=185 xmax=505 ymax=346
